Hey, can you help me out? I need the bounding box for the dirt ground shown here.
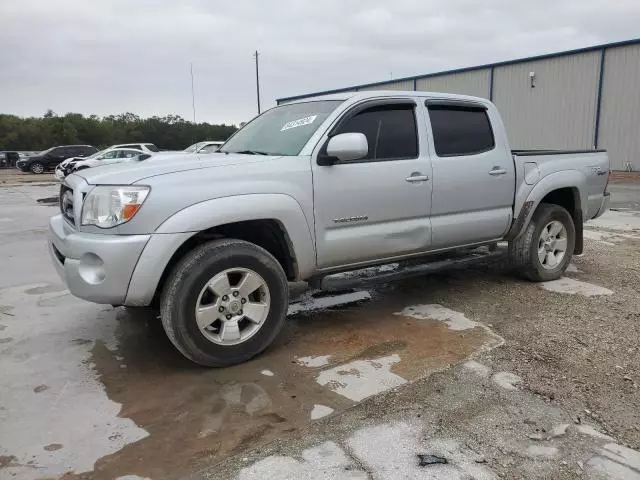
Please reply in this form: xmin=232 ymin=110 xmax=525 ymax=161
xmin=0 ymin=168 xmax=56 ymax=186
xmin=0 ymin=180 xmax=639 ymax=480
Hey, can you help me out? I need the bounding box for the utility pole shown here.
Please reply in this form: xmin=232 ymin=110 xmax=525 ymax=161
xmin=190 ymin=62 xmax=196 ymax=124
xmin=254 ymin=51 xmax=261 ymax=114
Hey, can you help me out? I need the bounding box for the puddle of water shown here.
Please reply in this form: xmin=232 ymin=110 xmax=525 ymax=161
xmin=315 ymin=354 xmax=407 ymax=402
xmin=395 ymin=304 xmax=479 ymax=331
xmin=65 ymin=287 xmax=498 ymax=479
xmin=0 ymin=285 xmax=148 ymax=479
xmin=295 ymin=355 xmax=332 ymax=367
xmin=239 ymin=441 xmax=366 ymax=480
xmin=310 ymin=404 xmax=334 ymax=420
xmin=287 ymin=290 xmax=371 ymax=316
xmin=540 ymin=277 xmax=613 ymax=296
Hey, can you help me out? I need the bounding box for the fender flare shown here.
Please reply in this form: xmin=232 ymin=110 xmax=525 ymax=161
xmin=506 ymin=170 xmax=586 ymax=241
xmin=155 ymin=193 xmax=317 ymax=279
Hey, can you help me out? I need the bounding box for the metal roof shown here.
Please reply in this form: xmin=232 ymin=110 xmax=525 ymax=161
xmin=277 ymin=37 xmax=640 ymax=103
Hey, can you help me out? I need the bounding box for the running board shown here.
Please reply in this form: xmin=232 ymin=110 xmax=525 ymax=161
xmin=318 ymin=247 xmax=507 ymax=292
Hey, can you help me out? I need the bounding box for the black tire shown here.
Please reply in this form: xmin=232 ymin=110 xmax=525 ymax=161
xmin=160 ymin=239 xmax=289 ymax=367
xmin=509 ymin=203 xmax=575 ymax=282
xmin=30 ymin=162 xmax=45 ymax=174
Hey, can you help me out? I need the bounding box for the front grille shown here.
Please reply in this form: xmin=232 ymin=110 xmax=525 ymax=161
xmin=59 ymin=185 xmax=75 ymax=225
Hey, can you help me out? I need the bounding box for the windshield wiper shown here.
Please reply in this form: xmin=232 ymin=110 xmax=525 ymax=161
xmin=228 ymin=150 xmax=270 ymax=156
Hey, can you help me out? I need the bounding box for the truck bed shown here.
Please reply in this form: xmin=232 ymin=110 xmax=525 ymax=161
xmin=511 ymin=149 xmax=609 ymax=222
xmin=512 ymin=149 xmax=606 ymax=156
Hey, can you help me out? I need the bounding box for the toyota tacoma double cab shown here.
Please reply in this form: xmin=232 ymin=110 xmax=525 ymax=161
xmin=48 ymin=91 xmax=611 ymax=366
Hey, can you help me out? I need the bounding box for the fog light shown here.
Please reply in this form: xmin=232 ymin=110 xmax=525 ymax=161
xmin=78 ymin=253 xmax=105 ymax=285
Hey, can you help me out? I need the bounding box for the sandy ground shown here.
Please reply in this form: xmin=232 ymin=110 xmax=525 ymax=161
xmin=0 ymin=169 xmax=56 ymax=187
xmin=0 ymin=181 xmax=639 ymax=480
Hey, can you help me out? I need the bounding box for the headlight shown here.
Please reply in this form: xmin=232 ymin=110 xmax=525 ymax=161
xmin=81 ymin=185 xmax=150 ymax=228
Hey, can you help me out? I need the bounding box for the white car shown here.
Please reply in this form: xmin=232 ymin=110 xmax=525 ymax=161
xmin=184 ymin=141 xmax=224 ymax=153
xmin=113 ymin=143 xmax=160 ymax=153
xmin=55 ymin=148 xmax=146 ymax=180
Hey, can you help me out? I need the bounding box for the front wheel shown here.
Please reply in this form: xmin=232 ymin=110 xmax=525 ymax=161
xmin=160 ymin=239 xmax=289 ymax=367
xmin=509 ymin=203 xmax=575 ymax=282
xmin=30 ymin=162 xmax=45 ymax=174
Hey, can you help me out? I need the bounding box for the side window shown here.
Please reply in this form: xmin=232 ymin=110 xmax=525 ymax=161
xmin=119 ymin=150 xmax=139 ymax=158
xmin=101 ymin=151 xmax=118 ymax=159
xmin=427 ymin=105 xmax=495 ymax=157
xmin=336 ymin=104 xmax=418 ymax=161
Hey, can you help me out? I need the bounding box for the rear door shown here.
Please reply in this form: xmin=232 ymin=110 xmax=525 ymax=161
xmin=312 ymin=99 xmax=433 ymax=269
xmin=45 ymin=147 xmax=69 ymax=166
xmin=425 ymin=101 xmax=515 ymax=248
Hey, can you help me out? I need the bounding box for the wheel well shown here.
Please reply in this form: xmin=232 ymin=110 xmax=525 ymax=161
xmin=153 ymin=219 xmax=297 ymax=306
xmin=539 ymin=187 xmax=583 ymax=255
xmin=540 ymin=188 xmax=577 ymax=216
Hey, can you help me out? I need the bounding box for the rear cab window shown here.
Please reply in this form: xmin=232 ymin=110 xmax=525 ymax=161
xmin=426 ymin=103 xmax=495 ymax=157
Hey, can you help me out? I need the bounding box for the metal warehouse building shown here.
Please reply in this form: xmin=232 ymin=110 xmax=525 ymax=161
xmin=277 ymin=38 xmax=640 ymax=171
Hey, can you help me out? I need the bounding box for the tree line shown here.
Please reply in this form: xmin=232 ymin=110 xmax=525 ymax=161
xmin=0 ymin=110 xmax=238 ymax=151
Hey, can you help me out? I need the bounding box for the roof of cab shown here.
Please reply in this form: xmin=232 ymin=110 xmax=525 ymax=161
xmin=282 ymin=90 xmax=489 ymax=105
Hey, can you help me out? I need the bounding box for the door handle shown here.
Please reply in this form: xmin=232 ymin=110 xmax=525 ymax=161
xmin=405 ymin=173 xmax=429 ymax=183
xmin=489 ymin=168 xmax=507 ymax=176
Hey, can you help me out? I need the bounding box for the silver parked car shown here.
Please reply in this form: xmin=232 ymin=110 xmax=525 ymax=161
xmin=184 ymin=141 xmax=224 ymax=153
xmin=55 ymin=148 xmax=147 ymax=180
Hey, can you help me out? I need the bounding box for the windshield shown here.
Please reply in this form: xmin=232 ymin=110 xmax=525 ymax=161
xmin=85 ymin=148 xmax=112 ymax=160
xmin=145 ymin=144 xmax=160 ymax=152
xmin=37 ymin=147 xmax=55 ymax=156
xmin=184 ymin=142 xmax=205 ymax=153
xmin=220 ymin=100 xmax=343 ymax=156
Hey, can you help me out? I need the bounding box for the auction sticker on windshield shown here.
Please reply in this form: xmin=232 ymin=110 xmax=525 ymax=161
xmin=281 ymin=115 xmax=318 ymax=131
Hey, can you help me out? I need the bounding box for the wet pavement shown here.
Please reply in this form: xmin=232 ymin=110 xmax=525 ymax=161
xmin=1 ymin=182 xmax=640 ymax=479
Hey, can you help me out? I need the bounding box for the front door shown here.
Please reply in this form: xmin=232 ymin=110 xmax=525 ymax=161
xmin=312 ymin=100 xmax=433 ymax=269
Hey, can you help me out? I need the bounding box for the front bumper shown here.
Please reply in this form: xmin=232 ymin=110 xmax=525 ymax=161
xmin=48 ymin=214 xmax=150 ymax=305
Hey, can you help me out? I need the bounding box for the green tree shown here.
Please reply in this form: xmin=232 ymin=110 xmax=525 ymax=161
xmin=0 ymin=112 xmax=237 ymax=151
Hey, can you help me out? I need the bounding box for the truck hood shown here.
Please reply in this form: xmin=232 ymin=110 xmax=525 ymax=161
xmin=72 ymin=152 xmax=280 ymax=185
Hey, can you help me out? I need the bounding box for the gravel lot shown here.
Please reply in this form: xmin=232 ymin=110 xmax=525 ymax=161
xmin=0 ymin=174 xmax=638 ymax=480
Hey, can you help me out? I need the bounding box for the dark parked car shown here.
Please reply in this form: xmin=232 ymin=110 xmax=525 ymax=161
xmin=16 ymin=145 xmax=98 ymax=174
xmin=0 ymin=151 xmax=20 ymax=168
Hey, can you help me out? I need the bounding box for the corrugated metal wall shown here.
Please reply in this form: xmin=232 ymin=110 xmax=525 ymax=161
xmin=356 ymin=80 xmax=414 ymax=91
xmin=277 ymin=40 xmax=640 ymax=169
xmin=416 ymin=69 xmax=490 ymax=98
xmin=598 ymin=43 xmax=640 ymax=171
xmin=492 ymin=52 xmax=600 ymax=150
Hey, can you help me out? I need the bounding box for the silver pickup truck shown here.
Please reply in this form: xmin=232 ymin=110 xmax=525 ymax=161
xmin=48 ymin=91 xmax=611 ymax=366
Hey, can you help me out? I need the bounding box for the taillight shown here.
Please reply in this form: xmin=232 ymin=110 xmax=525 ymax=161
xmin=605 ymin=170 xmax=611 ymax=193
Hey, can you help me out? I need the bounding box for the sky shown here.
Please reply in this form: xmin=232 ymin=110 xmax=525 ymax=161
xmin=1 ymin=0 xmax=639 ymax=126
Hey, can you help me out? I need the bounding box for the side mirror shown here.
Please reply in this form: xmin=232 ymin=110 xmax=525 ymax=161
xmin=319 ymin=132 xmax=368 ymax=165
xmin=137 ymin=153 xmax=152 ymax=161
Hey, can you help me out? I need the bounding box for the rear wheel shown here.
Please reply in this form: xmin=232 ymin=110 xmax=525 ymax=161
xmin=509 ymin=203 xmax=575 ymax=281
xmin=30 ymin=162 xmax=44 ymax=174
xmin=160 ymin=239 xmax=288 ymax=367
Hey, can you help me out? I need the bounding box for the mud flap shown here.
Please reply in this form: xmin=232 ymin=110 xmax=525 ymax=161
xmin=573 ymin=208 xmax=583 ymax=255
